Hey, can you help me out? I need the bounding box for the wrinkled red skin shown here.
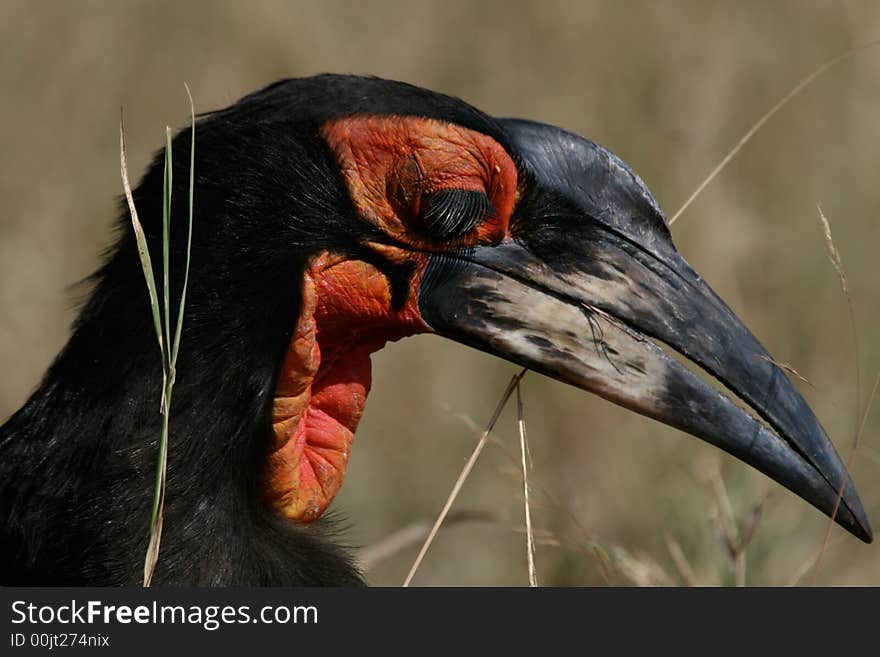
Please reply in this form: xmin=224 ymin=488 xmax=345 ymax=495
xmin=266 ymin=254 xmax=428 ymax=522
xmin=264 ymin=117 xmax=517 ymax=523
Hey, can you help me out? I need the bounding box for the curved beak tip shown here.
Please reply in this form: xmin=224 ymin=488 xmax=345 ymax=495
xmin=845 ymin=502 xmax=874 ymax=543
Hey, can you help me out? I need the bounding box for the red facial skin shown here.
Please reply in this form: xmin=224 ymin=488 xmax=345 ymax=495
xmin=264 ymin=116 xmax=518 ymax=523
xmin=322 ymin=115 xmax=518 ymax=247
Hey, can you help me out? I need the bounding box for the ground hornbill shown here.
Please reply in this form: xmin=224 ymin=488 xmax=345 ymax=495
xmin=0 ymin=75 xmax=872 ymax=586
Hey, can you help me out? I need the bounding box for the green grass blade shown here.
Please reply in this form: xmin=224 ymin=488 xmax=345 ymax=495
xmin=144 ymin=125 xmax=179 ymax=585
xmin=171 ymin=84 xmax=195 ymax=369
xmin=119 ymin=115 xmax=164 ymax=357
xmin=121 ymin=111 xmax=175 ymax=586
xmin=162 ymin=127 xmax=173 ymax=372
xmin=143 ymin=90 xmax=198 ymax=586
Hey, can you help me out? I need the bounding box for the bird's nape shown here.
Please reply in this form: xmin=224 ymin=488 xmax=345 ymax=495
xmin=0 ymin=75 xmax=871 ymax=587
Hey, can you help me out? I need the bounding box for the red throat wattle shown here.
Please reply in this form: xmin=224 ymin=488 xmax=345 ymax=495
xmin=265 ymin=253 xmax=429 ymax=522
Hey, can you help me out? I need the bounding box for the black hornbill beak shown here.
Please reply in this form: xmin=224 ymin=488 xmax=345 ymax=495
xmin=418 ymin=118 xmax=873 ymax=543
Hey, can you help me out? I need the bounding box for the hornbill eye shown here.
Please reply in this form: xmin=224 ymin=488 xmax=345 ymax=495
xmin=417 ymin=188 xmax=497 ymax=241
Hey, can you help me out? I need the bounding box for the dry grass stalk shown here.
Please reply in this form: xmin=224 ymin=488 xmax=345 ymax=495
xmin=669 ymin=40 xmax=880 ymax=225
xmin=448 ymin=403 xmax=616 ymax=584
xmin=706 ymin=466 xmax=765 ymax=586
xmin=664 ymin=533 xmax=698 ymax=587
xmin=402 ymin=369 xmax=527 ymax=586
xmin=787 ymin=536 xmax=847 ymax=587
xmin=358 ymin=510 xmax=494 ymax=573
xmin=120 ymin=117 xmax=164 ymax=357
xmin=516 ymin=381 xmax=538 ymax=587
xmin=808 ymin=203 xmax=875 ymax=584
xmin=817 ymin=204 xmax=848 ymax=294
xmin=816 ymin=203 xmax=860 ymax=427
xmin=810 ymin=369 xmax=880 ymax=584
xmin=609 ymin=546 xmax=674 ymax=587
xmin=757 ymin=355 xmax=814 ymax=387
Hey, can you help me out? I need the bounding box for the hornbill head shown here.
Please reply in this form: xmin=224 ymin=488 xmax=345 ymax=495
xmin=0 ymin=74 xmax=870 ymax=586
xmin=229 ymin=76 xmax=869 ymax=544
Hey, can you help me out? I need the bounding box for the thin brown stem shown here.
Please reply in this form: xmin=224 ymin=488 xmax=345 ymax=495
xmin=402 ymin=369 xmax=526 ymax=586
xmin=670 ymin=40 xmax=880 ymax=225
xmin=516 ymin=381 xmax=538 ymax=587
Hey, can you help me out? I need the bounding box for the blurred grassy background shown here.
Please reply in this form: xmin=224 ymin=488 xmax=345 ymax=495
xmin=2 ymin=0 xmax=879 ymax=585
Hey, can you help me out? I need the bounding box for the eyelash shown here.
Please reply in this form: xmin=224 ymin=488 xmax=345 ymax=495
xmin=418 ymin=188 xmax=496 ymax=240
